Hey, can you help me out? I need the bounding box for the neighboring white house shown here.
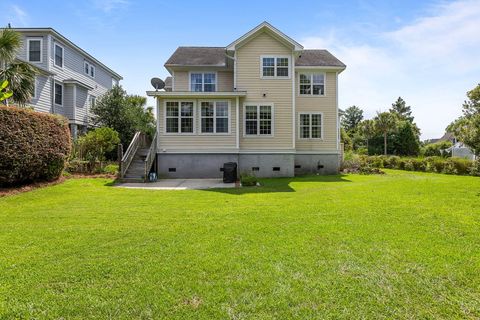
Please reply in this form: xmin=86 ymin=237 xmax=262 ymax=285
xmin=13 ymin=28 xmax=123 ymax=138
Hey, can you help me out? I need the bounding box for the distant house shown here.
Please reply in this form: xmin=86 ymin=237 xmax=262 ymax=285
xmin=120 ymin=21 xmax=346 ymax=181
xmin=13 ymin=28 xmax=123 ymax=138
xmin=429 ymin=132 xmax=476 ymax=160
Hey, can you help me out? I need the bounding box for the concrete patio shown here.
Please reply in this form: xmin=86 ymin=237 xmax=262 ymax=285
xmin=116 ymin=179 xmax=236 ymax=190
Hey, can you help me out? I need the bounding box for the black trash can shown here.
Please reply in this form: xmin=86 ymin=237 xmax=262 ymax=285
xmin=223 ymin=162 xmax=237 ymax=183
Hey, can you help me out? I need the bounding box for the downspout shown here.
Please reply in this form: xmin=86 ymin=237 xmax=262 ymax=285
xmin=291 ymin=52 xmax=296 ymax=150
xmin=336 ymin=71 xmax=339 ymax=151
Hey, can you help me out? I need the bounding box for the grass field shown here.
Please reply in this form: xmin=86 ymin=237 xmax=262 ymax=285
xmin=1 ymin=170 xmax=479 ymax=319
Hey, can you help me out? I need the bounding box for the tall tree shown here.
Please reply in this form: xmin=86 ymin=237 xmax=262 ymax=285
xmin=448 ymin=84 xmax=480 ymax=155
xmin=357 ymin=119 xmax=376 ymax=153
xmin=390 ymin=97 xmax=414 ymax=122
xmin=375 ymin=111 xmax=397 ymax=155
xmin=0 ymin=28 xmax=36 ymax=106
xmin=394 ymin=121 xmax=420 ymax=156
xmin=341 ymin=105 xmax=364 ymax=133
xmin=90 ymin=86 xmax=155 ymax=146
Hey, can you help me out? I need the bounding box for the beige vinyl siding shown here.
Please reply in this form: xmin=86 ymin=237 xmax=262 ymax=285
xmin=236 ymin=32 xmax=293 ymax=150
xmin=295 ymin=71 xmax=338 ymax=151
xmin=157 ymin=98 xmax=237 ymax=152
xmin=173 ymin=70 xmax=234 ymax=92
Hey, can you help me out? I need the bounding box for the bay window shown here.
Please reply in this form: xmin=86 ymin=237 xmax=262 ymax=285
xmin=165 ymin=101 xmax=194 ymax=133
xmin=245 ymin=104 xmax=273 ymax=136
xmin=201 ymin=101 xmax=229 ymax=133
xmin=190 ymin=73 xmax=216 ymax=92
xmin=299 ymin=113 xmax=322 ymax=139
xmin=299 ymin=73 xmax=325 ymax=95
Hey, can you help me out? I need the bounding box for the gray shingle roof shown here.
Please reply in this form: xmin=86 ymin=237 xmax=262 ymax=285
xmin=165 ymin=47 xmax=226 ymax=67
xmin=295 ymin=50 xmax=345 ymax=67
xmin=164 ymin=47 xmax=345 ymax=68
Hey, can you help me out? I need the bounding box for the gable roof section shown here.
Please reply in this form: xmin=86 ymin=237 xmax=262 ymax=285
xmin=296 ymin=50 xmax=346 ymax=68
xmin=226 ymin=21 xmax=303 ymax=51
xmin=164 ymin=47 xmax=227 ymax=67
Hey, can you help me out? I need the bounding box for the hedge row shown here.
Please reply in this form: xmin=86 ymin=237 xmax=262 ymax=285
xmin=342 ymin=154 xmax=480 ymax=176
xmin=0 ymin=105 xmax=71 ymax=187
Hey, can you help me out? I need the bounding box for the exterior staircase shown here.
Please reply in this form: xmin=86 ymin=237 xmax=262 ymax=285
xmin=119 ymin=132 xmax=157 ymax=182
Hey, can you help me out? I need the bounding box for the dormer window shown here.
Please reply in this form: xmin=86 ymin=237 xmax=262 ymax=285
xmin=261 ymin=56 xmax=290 ymax=78
xmin=190 ymin=72 xmax=216 ymax=92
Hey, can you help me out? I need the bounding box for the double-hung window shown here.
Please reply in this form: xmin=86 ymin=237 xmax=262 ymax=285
xmin=84 ymin=61 xmax=95 ymax=78
xmin=28 ymin=39 xmax=42 ymax=62
xmin=245 ymin=104 xmax=273 ymax=136
xmin=201 ymin=101 xmax=229 ymax=133
xmin=190 ymin=73 xmax=216 ymax=92
xmin=165 ymin=101 xmax=194 ymax=133
xmin=261 ymin=56 xmax=290 ymax=78
xmin=299 ymin=73 xmax=325 ymax=95
xmin=54 ymin=43 xmax=64 ymax=68
xmin=299 ymin=113 xmax=322 ymax=139
xmin=54 ymin=82 xmax=63 ymax=106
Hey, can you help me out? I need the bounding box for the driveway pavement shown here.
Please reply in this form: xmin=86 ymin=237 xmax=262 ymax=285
xmin=116 ymin=179 xmax=236 ymax=190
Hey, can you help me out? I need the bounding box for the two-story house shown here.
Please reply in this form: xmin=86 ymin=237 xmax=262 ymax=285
xmin=137 ymin=22 xmax=345 ymax=179
xmin=13 ymin=28 xmax=123 ymax=138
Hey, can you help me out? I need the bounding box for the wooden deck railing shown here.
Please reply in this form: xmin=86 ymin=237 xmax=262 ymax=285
xmin=120 ymin=131 xmax=142 ymax=178
xmin=143 ymin=132 xmax=157 ymax=182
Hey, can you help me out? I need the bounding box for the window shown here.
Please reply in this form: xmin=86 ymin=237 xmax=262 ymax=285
xmin=299 ymin=113 xmax=322 ymax=139
xmin=190 ymin=73 xmax=216 ymax=92
xmin=244 ymin=104 xmax=273 ymax=136
xmin=112 ymin=78 xmax=119 ymax=87
xmin=54 ymin=43 xmax=63 ymax=68
xmin=28 ymin=39 xmax=42 ymax=62
xmin=299 ymin=73 xmax=325 ymax=95
xmin=165 ymin=101 xmax=194 ymax=133
xmin=84 ymin=61 xmax=95 ymax=78
xmin=261 ymin=56 xmax=290 ymax=78
xmin=89 ymin=95 xmax=96 ymax=108
xmin=201 ymin=101 xmax=229 ymax=133
xmin=54 ymin=82 xmax=63 ymax=106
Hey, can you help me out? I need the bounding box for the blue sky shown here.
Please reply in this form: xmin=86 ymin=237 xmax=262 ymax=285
xmin=2 ymin=0 xmax=480 ymax=139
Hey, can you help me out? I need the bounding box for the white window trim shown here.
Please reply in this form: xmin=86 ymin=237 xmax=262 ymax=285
xmin=298 ymin=112 xmax=323 ymax=140
xmin=298 ymin=72 xmax=327 ymax=97
xmin=243 ymin=103 xmax=275 ymax=137
xmin=188 ymin=71 xmax=217 ymax=92
xmin=54 ymin=82 xmax=64 ymax=107
xmin=84 ymin=61 xmax=95 ymax=78
xmin=260 ymin=55 xmax=291 ymax=79
xmin=53 ymin=43 xmax=64 ymax=68
xmin=163 ymin=100 xmax=196 ymax=135
xmin=199 ymin=100 xmax=231 ymax=135
xmin=90 ymin=95 xmax=96 ymax=108
xmin=27 ymin=38 xmax=43 ymax=63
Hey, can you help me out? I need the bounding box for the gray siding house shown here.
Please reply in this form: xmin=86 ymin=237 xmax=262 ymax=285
xmin=13 ymin=28 xmax=123 ymax=138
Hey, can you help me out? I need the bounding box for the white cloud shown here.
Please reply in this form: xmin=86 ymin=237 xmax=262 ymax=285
xmin=10 ymin=5 xmax=29 ymax=26
xmin=300 ymin=0 xmax=480 ymax=139
xmin=92 ymin=0 xmax=130 ymax=13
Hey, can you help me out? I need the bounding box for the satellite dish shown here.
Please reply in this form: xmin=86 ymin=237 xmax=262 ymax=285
xmin=151 ymin=77 xmax=165 ymax=91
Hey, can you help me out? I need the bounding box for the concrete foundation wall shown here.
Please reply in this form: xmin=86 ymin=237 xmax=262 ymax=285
xmin=156 ymin=153 xmax=340 ymax=179
xmin=294 ymin=154 xmax=340 ymax=175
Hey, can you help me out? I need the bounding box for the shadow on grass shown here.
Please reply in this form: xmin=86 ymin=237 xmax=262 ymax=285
xmin=204 ymin=174 xmax=352 ymax=195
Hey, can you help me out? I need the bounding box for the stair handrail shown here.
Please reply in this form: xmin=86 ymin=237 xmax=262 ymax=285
xmin=120 ymin=131 xmax=142 ymax=178
xmin=144 ymin=132 xmax=157 ymax=182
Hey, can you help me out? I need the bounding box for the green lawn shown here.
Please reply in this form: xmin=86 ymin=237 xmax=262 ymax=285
xmin=1 ymin=171 xmax=479 ymax=319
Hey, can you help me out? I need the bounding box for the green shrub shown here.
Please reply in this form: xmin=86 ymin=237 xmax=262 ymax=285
xmin=469 ymin=160 xmax=480 ymax=176
xmin=422 ymin=141 xmax=452 ymax=157
xmin=240 ymin=173 xmax=258 ymax=187
xmin=74 ymin=127 xmax=120 ymax=172
xmin=443 ymin=158 xmax=470 ymax=175
xmin=404 ymin=159 xmax=415 ymax=171
xmin=384 ymin=156 xmax=400 ymax=169
xmin=103 ymin=164 xmax=119 ymax=175
xmin=411 ymin=158 xmax=426 ymax=172
xmin=0 ymin=105 xmax=71 ymax=187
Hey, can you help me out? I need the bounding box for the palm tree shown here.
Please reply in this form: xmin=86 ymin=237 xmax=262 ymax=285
xmin=375 ymin=112 xmax=396 ymax=155
xmin=0 ymin=28 xmax=36 ymax=106
xmin=358 ymin=119 xmax=375 ymax=154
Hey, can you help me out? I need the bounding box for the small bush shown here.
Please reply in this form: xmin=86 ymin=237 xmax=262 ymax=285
xmin=404 ymin=159 xmax=415 ymax=171
xmin=74 ymin=127 xmax=120 ymax=172
xmin=469 ymin=160 xmax=480 ymax=176
xmin=240 ymin=174 xmax=258 ymax=187
xmin=384 ymin=156 xmax=400 ymax=169
xmin=443 ymin=158 xmax=470 ymax=175
xmin=103 ymin=164 xmax=119 ymax=175
xmin=0 ymin=105 xmax=71 ymax=187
